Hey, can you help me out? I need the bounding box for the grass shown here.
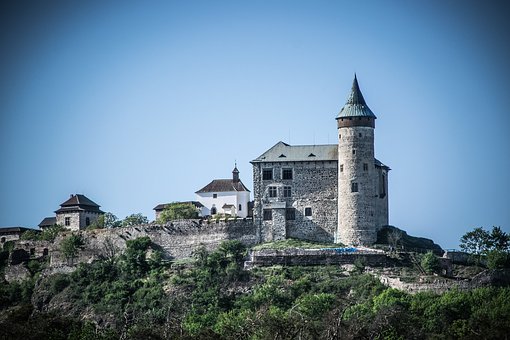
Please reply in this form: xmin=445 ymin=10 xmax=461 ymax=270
xmin=251 ymin=238 xmax=343 ymax=251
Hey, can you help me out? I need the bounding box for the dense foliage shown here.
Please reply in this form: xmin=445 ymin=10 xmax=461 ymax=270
xmin=1 ymin=238 xmax=510 ymax=339
xmin=157 ymin=202 xmax=199 ymax=223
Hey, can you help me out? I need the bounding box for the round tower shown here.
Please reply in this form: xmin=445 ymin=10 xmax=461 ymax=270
xmin=336 ymin=75 xmax=377 ymax=245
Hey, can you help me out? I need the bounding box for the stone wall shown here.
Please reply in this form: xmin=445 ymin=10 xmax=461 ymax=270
xmin=245 ymin=248 xmax=396 ymax=268
xmin=49 ymin=219 xmax=258 ymax=267
xmin=253 ymin=161 xmax=338 ymax=244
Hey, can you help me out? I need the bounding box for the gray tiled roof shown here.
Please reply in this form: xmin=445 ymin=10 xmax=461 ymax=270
xmin=38 ymin=217 xmax=57 ymax=227
xmin=55 ymin=194 xmax=104 ymax=214
xmin=196 ymin=179 xmax=250 ymax=193
xmin=252 ymin=141 xmax=389 ymax=168
xmin=337 ymin=75 xmax=377 ymax=119
xmin=251 ymin=142 xmax=338 ymax=163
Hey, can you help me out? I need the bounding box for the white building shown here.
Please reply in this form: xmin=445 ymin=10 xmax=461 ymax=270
xmin=195 ymin=165 xmax=251 ymax=218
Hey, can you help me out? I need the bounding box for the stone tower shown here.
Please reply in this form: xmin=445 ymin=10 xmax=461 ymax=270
xmin=336 ymin=75 xmax=378 ymax=245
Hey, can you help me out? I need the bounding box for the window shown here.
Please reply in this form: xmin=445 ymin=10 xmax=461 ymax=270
xmin=352 ymin=149 xmax=356 ymax=155
xmin=359 ymin=133 xmax=362 ymax=137
xmin=85 ymin=217 xmax=90 ymax=226
xmin=30 ymin=248 xmax=35 ymax=256
xmin=363 ymin=163 xmax=368 ymax=171
xmin=65 ymin=217 xmax=71 ymax=226
xmin=262 ymin=168 xmax=273 ymax=180
xmin=340 ymin=164 xmax=344 ymax=172
xmin=283 ymin=186 xmax=291 ymax=198
xmin=239 ymin=204 xmax=242 ymax=211
xmin=282 ymin=168 xmax=293 ymax=180
xmin=268 ymin=186 xmax=277 ymax=198
xmin=213 ymin=194 xmax=217 ymax=198
xmin=351 ymin=182 xmax=359 ymax=192
xmin=286 ymin=208 xmax=295 ymax=220
xmin=1 ymin=237 xmax=5 ymax=243
xmin=304 ymin=207 xmax=312 ymax=217
xmin=263 ymin=209 xmax=272 ymax=221
xmin=43 ymin=248 xmax=49 ymax=256
xmin=211 ymin=207 xmax=217 ymax=215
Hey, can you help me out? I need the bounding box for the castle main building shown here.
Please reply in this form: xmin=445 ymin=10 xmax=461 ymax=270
xmin=251 ymin=76 xmax=389 ymax=246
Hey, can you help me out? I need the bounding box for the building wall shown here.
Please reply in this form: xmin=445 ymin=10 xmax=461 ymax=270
xmin=374 ymin=166 xmax=389 ymax=229
xmin=56 ymin=211 xmax=102 ymax=231
xmin=253 ymin=160 xmax=338 ymax=243
xmin=338 ymin=126 xmax=377 ymax=245
xmin=196 ymin=191 xmax=250 ymax=218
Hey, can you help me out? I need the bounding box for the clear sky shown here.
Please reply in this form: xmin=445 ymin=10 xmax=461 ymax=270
xmin=1 ymin=0 xmax=509 ymax=249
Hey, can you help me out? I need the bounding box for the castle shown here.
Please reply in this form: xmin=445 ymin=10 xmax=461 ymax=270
xmin=252 ymin=75 xmax=389 ymax=246
xmin=27 ymin=76 xmax=389 ymax=248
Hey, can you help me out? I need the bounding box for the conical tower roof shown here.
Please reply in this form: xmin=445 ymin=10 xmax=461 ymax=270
xmin=337 ymin=75 xmax=376 ymax=119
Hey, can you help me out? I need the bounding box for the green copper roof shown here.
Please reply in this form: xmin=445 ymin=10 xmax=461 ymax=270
xmin=336 ymin=75 xmax=377 ymax=119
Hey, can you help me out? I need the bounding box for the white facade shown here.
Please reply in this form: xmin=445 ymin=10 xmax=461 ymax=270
xmin=196 ymin=191 xmax=250 ymax=218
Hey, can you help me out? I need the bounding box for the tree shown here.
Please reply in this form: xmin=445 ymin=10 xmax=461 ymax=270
xmin=421 ymin=251 xmax=440 ymax=274
xmin=459 ymin=227 xmax=490 ymax=256
xmin=60 ymin=234 xmax=85 ymax=264
xmin=122 ymin=213 xmax=149 ymax=227
xmin=157 ymin=203 xmax=198 ymax=223
xmin=487 ymin=227 xmax=509 ymax=252
xmin=89 ymin=212 xmax=121 ymax=229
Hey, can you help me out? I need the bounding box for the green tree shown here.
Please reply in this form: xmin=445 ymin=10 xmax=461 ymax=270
xmin=487 ymin=226 xmax=509 ymax=252
xmin=89 ymin=212 xmax=121 ymax=229
xmin=122 ymin=213 xmax=149 ymax=227
xmin=421 ymin=251 xmax=440 ymax=274
xmin=60 ymin=234 xmax=85 ymax=264
xmin=157 ymin=203 xmax=198 ymax=223
xmin=487 ymin=250 xmax=510 ymax=269
xmin=460 ymin=227 xmax=490 ymax=255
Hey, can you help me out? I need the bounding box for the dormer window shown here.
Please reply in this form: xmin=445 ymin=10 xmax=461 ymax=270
xmin=308 ymin=153 xmax=316 ymax=157
xmin=278 ymin=154 xmax=286 ymax=158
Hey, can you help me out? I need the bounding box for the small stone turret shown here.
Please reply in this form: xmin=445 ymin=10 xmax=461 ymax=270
xmin=336 ymin=75 xmax=378 ymax=245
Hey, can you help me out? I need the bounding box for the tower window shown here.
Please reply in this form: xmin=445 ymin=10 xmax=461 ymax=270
xmin=359 ymin=133 xmax=362 ymax=137
xmin=239 ymin=204 xmax=242 ymax=211
xmin=268 ymin=186 xmax=277 ymax=198
xmin=282 ymin=168 xmax=293 ymax=180
xmin=263 ymin=209 xmax=272 ymax=221
xmin=340 ymin=164 xmax=344 ymax=172
xmin=262 ymin=168 xmax=273 ymax=180
xmin=286 ymin=208 xmax=295 ymax=220
xmin=352 ymin=149 xmax=356 ymax=155
xmin=304 ymin=207 xmax=312 ymax=217
xmin=85 ymin=217 xmax=90 ymax=226
xmin=65 ymin=217 xmax=71 ymax=226
xmin=351 ymin=182 xmax=359 ymax=192
xmin=283 ymin=186 xmax=291 ymax=197
xmin=339 ymin=134 xmax=341 ymax=139
xmin=363 ymin=163 xmax=368 ymax=171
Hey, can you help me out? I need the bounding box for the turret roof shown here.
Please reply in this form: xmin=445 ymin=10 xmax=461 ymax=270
xmin=337 ymin=75 xmax=376 ymax=119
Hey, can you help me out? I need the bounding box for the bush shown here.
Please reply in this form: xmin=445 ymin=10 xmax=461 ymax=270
xmin=421 ymin=251 xmax=440 ymax=274
xmin=487 ymin=250 xmax=510 ymax=269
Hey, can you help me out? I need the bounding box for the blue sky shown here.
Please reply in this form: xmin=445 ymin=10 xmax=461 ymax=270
xmin=1 ymin=0 xmax=509 ymax=249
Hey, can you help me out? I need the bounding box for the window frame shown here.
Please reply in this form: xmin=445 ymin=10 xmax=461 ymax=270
xmin=263 ymin=209 xmax=272 ymax=221
xmin=304 ymin=207 xmax=312 ymax=217
xmin=283 ymin=186 xmax=292 ymax=198
xmin=65 ymin=217 xmax=71 ymax=226
xmin=268 ymin=186 xmax=277 ymax=198
xmin=286 ymin=208 xmax=296 ymax=220
xmin=351 ymin=182 xmax=359 ymax=193
xmin=282 ymin=168 xmax=293 ymax=180
xmin=262 ymin=168 xmax=273 ymax=180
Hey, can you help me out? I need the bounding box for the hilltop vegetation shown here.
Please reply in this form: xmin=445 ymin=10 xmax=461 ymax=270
xmin=1 ymin=237 xmax=510 ymax=339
